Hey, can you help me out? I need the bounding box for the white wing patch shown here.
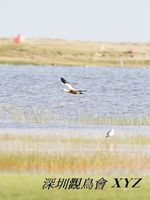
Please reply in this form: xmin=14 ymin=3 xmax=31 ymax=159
xmin=65 ymin=82 xmax=76 ymax=90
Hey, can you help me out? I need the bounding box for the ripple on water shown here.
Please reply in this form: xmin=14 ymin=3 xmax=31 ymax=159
xmin=0 ymin=65 xmax=150 ymax=126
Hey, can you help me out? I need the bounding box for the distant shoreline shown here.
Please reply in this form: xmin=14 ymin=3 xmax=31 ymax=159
xmin=0 ymin=38 xmax=150 ymax=67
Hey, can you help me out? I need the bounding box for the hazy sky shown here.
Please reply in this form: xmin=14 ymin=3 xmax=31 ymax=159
xmin=0 ymin=0 xmax=150 ymax=42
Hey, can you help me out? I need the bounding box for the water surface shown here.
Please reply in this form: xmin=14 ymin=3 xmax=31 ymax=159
xmin=0 ymin=64 xmax=150 ymax=127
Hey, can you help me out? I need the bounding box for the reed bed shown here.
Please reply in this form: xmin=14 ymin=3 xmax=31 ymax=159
xmin=73 ymin=116 xmax=150 ymax=126
xmin=0 ymin=132 xmax=150 ymax=144
xmin=1 ymin=104 xmax=150 ymax=126
xmin=0 ymin=132 xmax=149 ymax=173
xmin=0 ymin=152 xmax=149 ymax=172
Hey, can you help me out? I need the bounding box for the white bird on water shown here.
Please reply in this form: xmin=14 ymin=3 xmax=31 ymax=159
xmin=61 ymin=77 xmax=87 ymax=94
xmin=105 ymin=129 xmax=115 ymax=138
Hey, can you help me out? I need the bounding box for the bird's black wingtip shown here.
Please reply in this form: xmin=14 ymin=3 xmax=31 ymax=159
xmin=61 ymin=77 xmax=68 ymax=84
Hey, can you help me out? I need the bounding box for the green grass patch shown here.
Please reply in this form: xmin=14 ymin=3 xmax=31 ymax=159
xmin=0 ymin=174 xmax=149 ymax=200
xmin=1 ymin=133 xmax=150 ymax=144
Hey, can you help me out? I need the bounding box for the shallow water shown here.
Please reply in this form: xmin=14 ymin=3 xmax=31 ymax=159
xmin=0 ymin=124 xmax=149 ymax=136
xmin=0 ymin=64 xmax=150 ymax=127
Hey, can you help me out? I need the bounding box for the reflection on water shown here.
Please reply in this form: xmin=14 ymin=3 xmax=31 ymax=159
xmin=0 ymin=64 xmax=150 ymax=127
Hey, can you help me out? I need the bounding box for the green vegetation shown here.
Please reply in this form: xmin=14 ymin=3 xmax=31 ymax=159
xmin=0 ymin=132 xmax=149 ymax=199
xmin=0 ymin=174 xmax=149 ymax=200
xmin=1 ymin=104 xmax=150 ymax=125
xmin=0 ymin=132 xmax=150 ymax=145
xmin=0 ymin=38 xmax=150 ymax=67
xmin=73 ymin=116 xmax=150 ymax=126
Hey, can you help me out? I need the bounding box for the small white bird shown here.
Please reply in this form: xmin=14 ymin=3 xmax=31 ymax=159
xmin=61 ymin=77 xmax=87 ymax=94
xmin=105 ymin=129 xmax=115 ymax=138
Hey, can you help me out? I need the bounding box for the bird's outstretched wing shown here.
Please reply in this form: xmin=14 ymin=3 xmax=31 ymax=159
xmin=61 ymin=77 xmax=76 ymax=90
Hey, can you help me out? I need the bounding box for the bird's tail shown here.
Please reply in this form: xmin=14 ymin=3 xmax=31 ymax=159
xmin=79 ymin=90 xmax=87 ymax=92
xmin=78 ymin=90 xmax=87 ymax=94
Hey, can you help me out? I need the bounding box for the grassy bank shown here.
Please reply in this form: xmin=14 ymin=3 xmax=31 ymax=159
xmin=0 ymin=38 xmax=150 ymax=67
xmin=0 ymin=174 xmax=149 ymax=200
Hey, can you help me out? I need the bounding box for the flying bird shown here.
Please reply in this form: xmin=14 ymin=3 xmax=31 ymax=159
xmin=61 ymin=77 xmax=86 ymax=94
xmin=105 ymin=129 xmax=115 ymax=138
